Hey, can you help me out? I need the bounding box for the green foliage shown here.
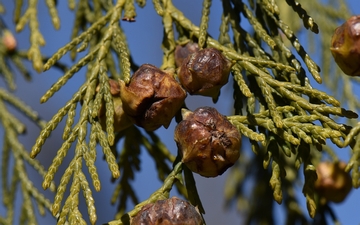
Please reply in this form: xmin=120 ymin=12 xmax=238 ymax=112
xmin=0 ymin=0 xmax=359 ymax=225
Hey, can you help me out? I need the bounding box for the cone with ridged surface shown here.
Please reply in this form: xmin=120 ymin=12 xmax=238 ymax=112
xmin=174 ymin=107 xmax=241 ymax=177
xmin=174 ymin=42 xmax=199 ymax=68
xmin=119 ymin=64 xmax=186 ymax=131
xmin=330 ymin=15 xmax=360 ymax=76
xmin=178 ymin=48 xmax=232 ymax=102
xmin=131 ymin=197 xmax=202 ymax=225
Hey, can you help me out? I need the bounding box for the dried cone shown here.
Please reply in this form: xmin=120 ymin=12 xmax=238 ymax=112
xmin=174 ymin=42 xmax=200 ymax=67
xmin=174 ymin=107 xmax=241 ymax=177
xmin=178 ymin=48 xmax=232 ymax=102
xmin=97 ymin=79 xmax=133 ymax=132
xmin=314 ymin=161 xmax=352 ymax=203
xmin=119 ymin=64 xmax=186 ymax=131
xmin=131 ymin=197 xmax=202 ymax=225
xmin=330 ymin=15 xmax=360 ymax=76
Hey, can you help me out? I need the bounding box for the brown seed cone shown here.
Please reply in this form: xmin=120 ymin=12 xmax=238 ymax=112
xmin=178 ymin=48 xmax=232 ymax=102
xmin=174 ymin=42 xmax=200 ymax=67
xmin=330 ymin=15 xmax=360 ymax=76
xmin=97 ymin=79 xmax=133 ymax=132
xmin=174 ymin=107 xmax=241 ymax=177
xmin=314 ymin=161 xmax=352 ymax=203
xmin=119 ymin=64 xmax=186 ymax=131
xmin=131 ymin=197 xmax=202 ymax=225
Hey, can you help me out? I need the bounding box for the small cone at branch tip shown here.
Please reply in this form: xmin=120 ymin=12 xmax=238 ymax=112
xmin=2 ymin=30 xmax=17 ymax=52
xmin=314 ymin=161 xmax=352 ymax=204
xmin=174 ymin=106 xmax=241 ymax=177
xmin=330 ymin=15 xmax=360 ymax=76
xmin=131 ymin=196 xmax=203 ymax=225
xmin=120 ymin=64 xmax=186 ymax=131
xmin=178 ymin=48 xmax=233 ymax=103
xmin=97 ymin=79 xmax=133 ymax=132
